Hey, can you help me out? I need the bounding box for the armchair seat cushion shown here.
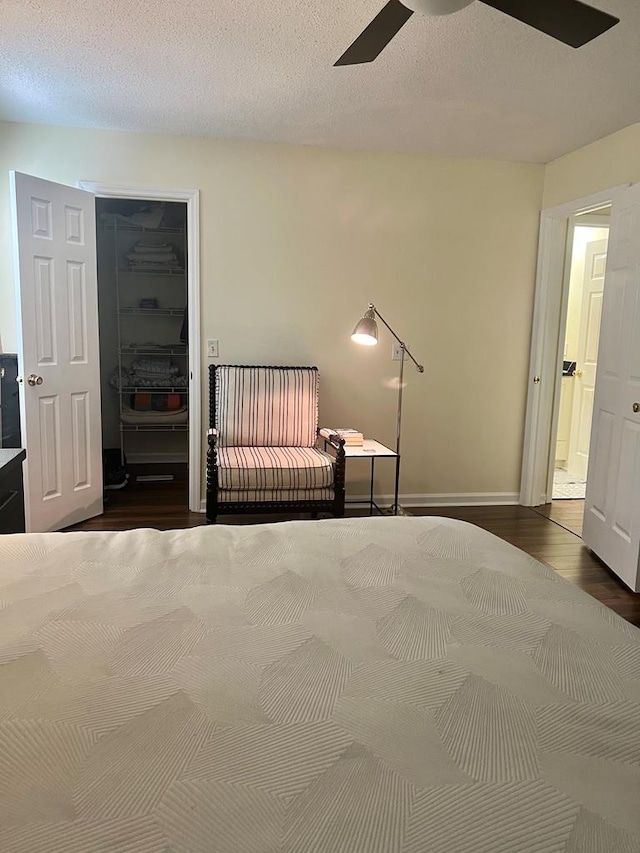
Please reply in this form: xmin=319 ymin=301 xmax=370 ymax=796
xmin=217 ymin=446 xmax=335 ymax=491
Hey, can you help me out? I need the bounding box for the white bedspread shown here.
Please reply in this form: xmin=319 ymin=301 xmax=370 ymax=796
xmin=0 ymin=516 xmax=639 ymax=853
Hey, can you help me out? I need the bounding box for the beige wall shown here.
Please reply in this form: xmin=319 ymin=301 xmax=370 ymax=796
xmin=543 ymin=122 xmax=640 ymax=208
xmin=0 ymin=121 xmax=544 ymax=500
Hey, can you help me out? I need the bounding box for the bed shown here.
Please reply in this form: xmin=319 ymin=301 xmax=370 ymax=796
xmin=0 ymin=516 xmax=639 ymax=853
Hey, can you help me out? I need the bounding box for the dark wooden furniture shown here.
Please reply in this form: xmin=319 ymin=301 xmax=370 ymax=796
xmin=0 ymin=449 xmax=26 ymax=534
xmin=206 ymin=365 xmax=345 ymax=523
xmin=0 ymin=354 xmax=21 ymax=448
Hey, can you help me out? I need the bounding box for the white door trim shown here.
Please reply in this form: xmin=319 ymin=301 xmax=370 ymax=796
xmin=520 ymin=185 xmax=627 ymax=507
xmin=78 ymin=181 xmax=202 ymax=513
xmin=574 ymin=214 xmax=612 ymax=229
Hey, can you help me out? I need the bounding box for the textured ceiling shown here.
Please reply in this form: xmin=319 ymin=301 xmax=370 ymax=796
xmin=1 ymin=0 xmax=639 ymax=163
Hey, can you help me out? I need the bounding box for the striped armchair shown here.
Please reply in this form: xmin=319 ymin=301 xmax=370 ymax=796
xmin=206 ymin=365 xmax=346 ymax=522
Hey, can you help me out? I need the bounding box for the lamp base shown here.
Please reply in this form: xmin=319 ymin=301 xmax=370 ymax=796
xmin=385 ymin=504 xmax=413 ymax=517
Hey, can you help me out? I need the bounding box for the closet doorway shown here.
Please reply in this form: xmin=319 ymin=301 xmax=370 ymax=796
xmin=82 ymin=183 xmax=201 ymax=512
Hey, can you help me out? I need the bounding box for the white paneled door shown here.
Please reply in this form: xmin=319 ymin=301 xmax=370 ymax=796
xmin=10 ymin=172 xmax=103 ymax=532
xmin=583 ymin=184 xmax=640 ymax=592
xmin=567 ymin=237 xmax=608 ymax=481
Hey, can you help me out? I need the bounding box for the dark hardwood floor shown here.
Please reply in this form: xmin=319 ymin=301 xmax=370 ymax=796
xmin=532 ymin=499 xmax=584 ymax=537
xmin=78 ymin=478 xmax=205 ymax=531
xmin=68 ymin=483 xmax=640 ymax=627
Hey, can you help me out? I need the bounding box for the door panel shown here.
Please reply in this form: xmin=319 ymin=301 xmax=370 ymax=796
xmin=34 ymin=257 xmax=57 ymax=365
xmin=584 ymin=290 xmax=603 ymax=364
xmin=39 ymin=395 xmax=62 ymax=499
xmin=11 ymin=172 xmax=102 ymax=531
xmin=567 ymin=238 xmax=608 ymax=480
xmin=71 ymin=391 xmax=91 ymax=490
xmin=588 ymin=408 xmax=614 ymax=521
xmin=611 ymin=420 xmax=640 ymax=543
xmin=576 ymin=386 xmax=594 ymax=456
xmin=68 ymin=261 xmax=88 ymax=363
xmin=65 ymin=205 xmax=85 ymax=244
xmin=583 ymin=183 xmax=640 ymax=591
xmin=630 ymin=283 xmax=640 ymax=379
xmin=31 ymin=197 xmax=53 ymax=238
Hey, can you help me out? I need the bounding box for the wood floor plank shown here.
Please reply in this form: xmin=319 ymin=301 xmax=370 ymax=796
xmin=532 ymin=500 xmax=584 ymax=536
xmin=66 ymin=484 xmax=640 ymax=627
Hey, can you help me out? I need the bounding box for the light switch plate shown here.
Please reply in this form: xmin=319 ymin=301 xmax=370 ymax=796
xmin=207 ymin=339 xmax=219 ymax=358
xmin=392 ymin=342 xmax=404 ymax=361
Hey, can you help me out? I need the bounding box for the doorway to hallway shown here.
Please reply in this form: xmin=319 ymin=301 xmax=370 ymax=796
xmin=552 ymin=210 xmax=610 ymax=509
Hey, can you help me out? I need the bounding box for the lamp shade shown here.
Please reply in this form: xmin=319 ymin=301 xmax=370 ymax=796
xmin=351 ymin=308 xmax=378 ymax=346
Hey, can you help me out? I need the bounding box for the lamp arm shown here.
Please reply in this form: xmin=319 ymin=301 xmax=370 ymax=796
xmin=370 ymin=304 xmax=425 ymax=373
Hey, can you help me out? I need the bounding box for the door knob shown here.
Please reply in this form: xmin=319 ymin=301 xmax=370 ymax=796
xmin=634 ymin=403 xmax=640 ymax=413
xmin=572 ymin=368 xmax=583 ymax=377
xmin=27 ymin=374 xmax=43 ymax=386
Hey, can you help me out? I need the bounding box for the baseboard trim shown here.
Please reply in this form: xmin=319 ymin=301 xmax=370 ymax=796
xmin=348 ymin=492 xmax=520 ymax=508
xmin=198 ymin=492 xmax=520 ymax=513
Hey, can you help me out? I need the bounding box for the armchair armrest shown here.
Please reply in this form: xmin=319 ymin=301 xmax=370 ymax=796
xmin=318 ymin=428 xmax=346 ymax=515
xmin=207 ymin=427 xmax=219 ymax=447
xmin=318 ymin=427 xmax=346 ymax=454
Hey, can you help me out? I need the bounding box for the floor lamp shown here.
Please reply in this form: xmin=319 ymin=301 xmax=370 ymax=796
xmin=351 ymin=302 xmax=424 ymax=515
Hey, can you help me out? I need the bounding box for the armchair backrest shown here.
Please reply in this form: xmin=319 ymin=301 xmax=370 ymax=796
xmin=211 ymin=365 xmax=319 ymax=447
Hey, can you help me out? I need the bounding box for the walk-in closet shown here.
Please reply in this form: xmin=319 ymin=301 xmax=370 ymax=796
xmin=96 ymin=198 xmax=189 ymax=498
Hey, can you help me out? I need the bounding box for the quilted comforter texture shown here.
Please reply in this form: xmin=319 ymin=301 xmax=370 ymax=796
xmin=0 ymin=516 xmax=639 ymax=852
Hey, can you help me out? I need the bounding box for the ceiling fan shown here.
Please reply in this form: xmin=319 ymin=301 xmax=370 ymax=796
xmin=335 ymin=0 xmax=620 ymax=65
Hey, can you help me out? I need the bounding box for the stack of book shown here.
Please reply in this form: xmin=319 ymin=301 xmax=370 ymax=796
xmin=320 ymin=428 xmax=364 ymax=446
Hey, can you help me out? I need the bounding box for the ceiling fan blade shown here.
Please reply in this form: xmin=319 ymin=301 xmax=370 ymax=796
xmin=335 ymin=0 xmax=414 ymax=66
xmin=480 ymin=0 xmax=619 ymax=47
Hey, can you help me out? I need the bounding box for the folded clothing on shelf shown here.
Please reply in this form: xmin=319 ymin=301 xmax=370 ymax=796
xmin=127 ymin=263 xmax=181 ymax=271
xmin=126 ymin=241 xmax=182 ymax=270
xmin=133 ymin=242 xmax=173 ymax=253
xmin=126 ymin=343 xmax=186 ymax=351
xmin=129 ymin=393 xmax=185 ymax=412
xmin=132 ymin=374 xmax=183 ymax=386
xmin=132 ymin=371 xmax=182 ymax=381
xmin=100 ymin=208 xmax=165 ymax=230
xmin=110 ymin=367 xmax=188 ymax=389
xmin=121 ymin=405 xmax=188 ymax=425
xmin=127 ymin=251 xmax=179 ymax=265
xmin=131 ymin=358 xmax=179 ymax=375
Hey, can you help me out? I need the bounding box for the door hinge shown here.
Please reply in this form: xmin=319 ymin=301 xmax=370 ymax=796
xmin=533 ymin=376 xmax=541 ymax=384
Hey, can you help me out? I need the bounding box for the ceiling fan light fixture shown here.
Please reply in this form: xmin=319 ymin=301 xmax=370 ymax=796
xmin=335 ymin=0 xmax=620 ymax=67
xmin=402 ymin=0 xmax=473 ymax=14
